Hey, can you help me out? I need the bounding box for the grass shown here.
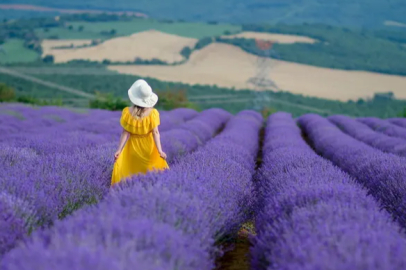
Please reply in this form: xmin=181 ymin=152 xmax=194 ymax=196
xmin=66 ymin=19 xmax=241 ymax=39
xmin=0 ymin=39 xmax=40 ymax=63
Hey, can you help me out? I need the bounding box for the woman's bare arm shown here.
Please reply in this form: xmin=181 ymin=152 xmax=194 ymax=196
xmin=152 ymin=127 xmax=166 ymax=159
xmin=114 ymin=129 xmax=129 ymax=160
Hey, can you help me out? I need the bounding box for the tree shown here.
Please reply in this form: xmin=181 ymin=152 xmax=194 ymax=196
xmin=110 ymin=29 xmax=117 ymax=35
xmin=78 ymin=25 xmax=84 ymax=32
xmin=194 ymin=37 xmax=213 ymax=50
xmin=43 ymin=55 xmax=55 ymax=63
xmin=0 ymin=83 xmax=15 ymax=102
xmin=180 ymin=46 xmax=192 ymax=59
xmin=68 ymin=25 xmax=73 ymax=30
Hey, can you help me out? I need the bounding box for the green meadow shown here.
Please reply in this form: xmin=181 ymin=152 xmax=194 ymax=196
xmin=0 ymin=39 xmax=40 ymax=64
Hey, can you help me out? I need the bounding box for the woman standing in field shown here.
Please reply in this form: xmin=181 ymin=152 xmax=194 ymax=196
xmin=111 ymin=79 xmax=169 ymax=186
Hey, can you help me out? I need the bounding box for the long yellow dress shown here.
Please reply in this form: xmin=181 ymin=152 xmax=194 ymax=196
xmin=111 ymin=107 xmax=169 ymax=185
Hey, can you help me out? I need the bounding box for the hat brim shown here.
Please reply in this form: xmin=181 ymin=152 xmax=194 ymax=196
xmin=128 ymin=91 xmax=158 ymax=108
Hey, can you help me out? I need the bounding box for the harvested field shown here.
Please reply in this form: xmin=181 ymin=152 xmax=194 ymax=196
xmin=0 ymin=39 xmax=39 ymax=63
xmin=109 ymin=43 xmax=406 ymax=101
xmin=46 ymin=30 xmax=198 ymax=63
xmin=221 ymin=31 xmax=316 ymax=43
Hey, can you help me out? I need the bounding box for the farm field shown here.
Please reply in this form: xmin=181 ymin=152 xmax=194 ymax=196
xmin=2 ymin=14 xmax=406 ymax=107
xmin=46 ymin=30 xmax=198 ymax=63
xmin=221 ymin=31 xmax=317 ymax=44
xmin=2 ymin=103 xmax=406 ymax=269
xmin=109 ymin=43 xmax=406 ymax=101
xmin=0 ymin=39 xmax=39 ymax=64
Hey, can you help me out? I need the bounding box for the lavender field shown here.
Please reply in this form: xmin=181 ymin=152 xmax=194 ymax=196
xmin=1 ymin=103 xmax=406 ymax=270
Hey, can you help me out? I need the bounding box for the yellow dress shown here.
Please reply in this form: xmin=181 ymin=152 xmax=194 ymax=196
xmin=111 ymin=107 xmax=169 ymax=185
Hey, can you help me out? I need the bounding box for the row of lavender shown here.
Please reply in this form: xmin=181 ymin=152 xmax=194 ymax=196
xmin=0 ymin=103 xmax=197 ymax=152
xmin=299 ymin=115 xmax=406 ymax=227
xmin=1 ymin=110 xmax=263 ymax=270
xmin=0 ymin=104 xmax=231 ymax=256
xmin=252 ymin=112 xmax=406 ymax=269
xmin=329 ymin=116 xmax=406 ymax=157
xmin=3 ymin=102 xmax=406 ymax=268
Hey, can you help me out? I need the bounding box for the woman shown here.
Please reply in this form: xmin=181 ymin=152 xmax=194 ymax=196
xmin=111 ymin=79 xmax=169 ymax=186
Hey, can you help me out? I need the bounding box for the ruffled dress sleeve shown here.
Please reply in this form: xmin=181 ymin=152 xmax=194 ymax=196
xmin=119 ymin=107 xmax=160 ymax=135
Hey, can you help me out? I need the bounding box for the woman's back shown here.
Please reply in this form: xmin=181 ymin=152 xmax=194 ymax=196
xmin=120 ymin=107 xmax=159 ymax=136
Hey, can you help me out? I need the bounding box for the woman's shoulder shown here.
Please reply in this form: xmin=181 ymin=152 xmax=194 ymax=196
xmin=122 ymin=106 xmax=131 ymax=114
xmin=151 ymin=108 xmax=159 ymax=115
xmin=120 ymin=107 xmax=132 ymax=123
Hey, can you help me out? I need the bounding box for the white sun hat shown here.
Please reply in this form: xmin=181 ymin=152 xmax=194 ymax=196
xmin=127 ymin=79 xmax=158 ymax=108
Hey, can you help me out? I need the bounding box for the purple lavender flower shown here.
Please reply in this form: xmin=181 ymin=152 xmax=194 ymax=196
xmin=299 ymin=114 xmax=406 ymax=227
xmin=1 ymin=110 xmax=262 ymax=269
xmin=252 ymin=112 xmax=406 ymax=270
xmin=358 ymin=117 xmax=406 ymax=140
xmin=0 ymin=104 xmax=231 ymax=257
xmin=329 ymin=115 xmax=406 ymax=157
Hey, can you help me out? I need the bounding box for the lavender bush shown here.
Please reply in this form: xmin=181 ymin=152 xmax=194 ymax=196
xmin=299 ymin=114 xmax=406 ymax=228
xmin=252 ymin=112 xmax=406 ymax=270
xmin=0 ymin=104 xmax=226 ymax=257
xmin=329 ymin=115 xmax=406 ymax=157
xmin=358 ymin=117 xmax=406 ymax=140
xmin=1 ymin=110 xmax=262 ymax=270
xmin=388 ymin=118 xmax=406 ymax=129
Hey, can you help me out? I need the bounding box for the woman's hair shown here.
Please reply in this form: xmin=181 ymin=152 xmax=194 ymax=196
xmin=131 ymin=105 xmax=148 ymax=119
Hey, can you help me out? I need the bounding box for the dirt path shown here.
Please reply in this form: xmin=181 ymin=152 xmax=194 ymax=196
xmin=216 ymin=223 xmax=255 ymax=270
xmin=0 ymin=67 xmax=94 ymax=99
